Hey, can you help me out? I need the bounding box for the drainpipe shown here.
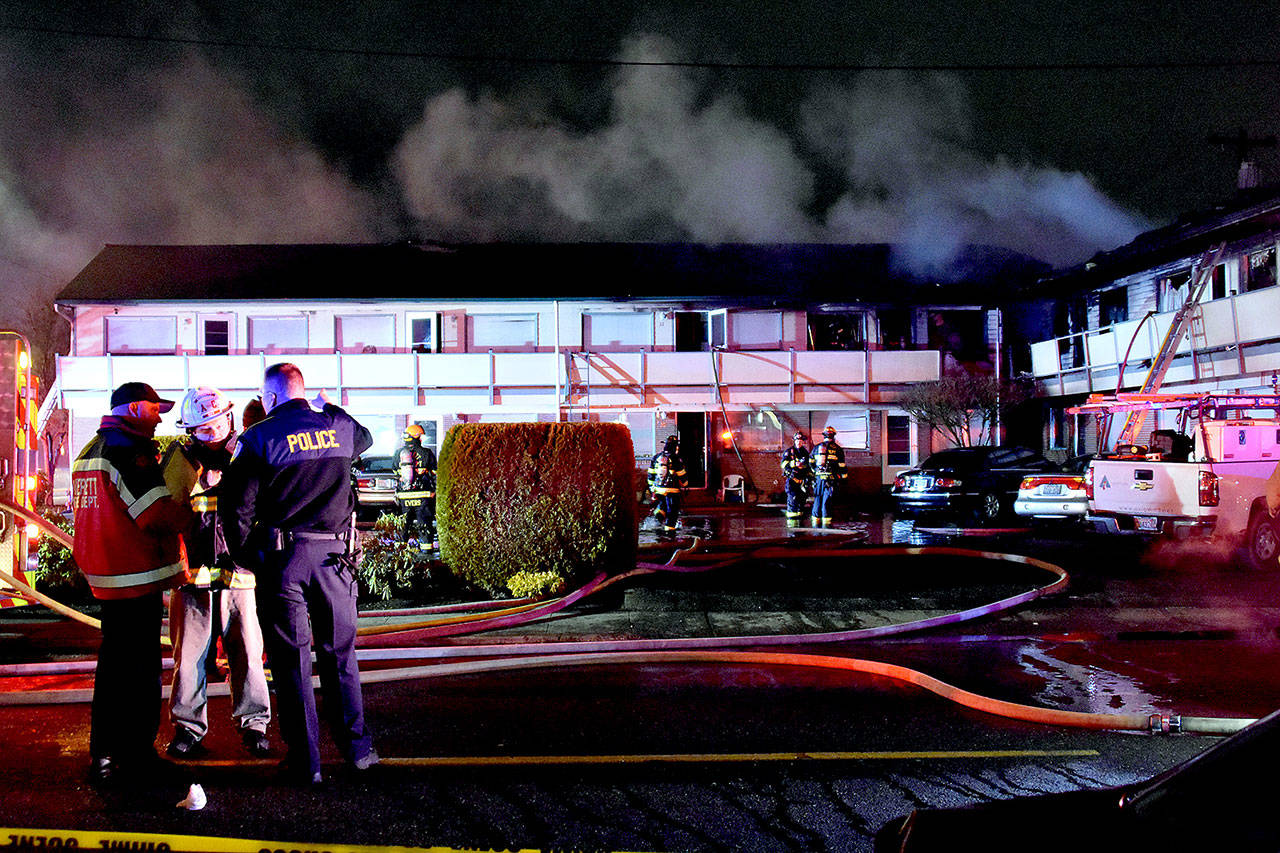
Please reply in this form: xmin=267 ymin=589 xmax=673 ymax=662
xmin=554 ymin=300 xmax=562 ymax=422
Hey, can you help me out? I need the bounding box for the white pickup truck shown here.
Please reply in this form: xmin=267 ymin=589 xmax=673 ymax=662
xmin=1073 ymin=394 xmax=1280 ymax=569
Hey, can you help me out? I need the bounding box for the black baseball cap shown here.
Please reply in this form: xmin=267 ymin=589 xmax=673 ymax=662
xmin=110 ymin=381 xmax=175 ymax=412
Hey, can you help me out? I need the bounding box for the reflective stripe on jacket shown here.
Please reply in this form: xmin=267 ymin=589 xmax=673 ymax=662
xmin=810 ymin=440 xmax=848 ymax=480
xmin=72 ymin=424 xmax=190 ymax=600
xmin=647 ymin=450 xmax=688 ymax=495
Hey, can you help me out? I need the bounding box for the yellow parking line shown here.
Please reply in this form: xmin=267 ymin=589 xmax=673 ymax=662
xmin=382 ymin=749 xmax=1100 ymax=766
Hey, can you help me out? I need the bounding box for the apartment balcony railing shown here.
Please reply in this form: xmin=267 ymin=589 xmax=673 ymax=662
xmin=1029 ymin=286 xmax=1280 ymax=396
xmin=56 ymin=348 xmax=941 ymax=414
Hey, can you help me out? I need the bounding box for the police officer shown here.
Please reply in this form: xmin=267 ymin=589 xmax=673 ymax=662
xmin=809 ymin=425 xmax=847 ymax=527
xmin=220 ymin=363 xmax=377 ymax=784
xmin=162 ymin=387 xmax=271 ymax=760
xmin=780 ymin=431 xmax=813 ymax=524
xmin=647 ymin=435 xmax=688 ymax=532
xmin=71 ymin=382 xmax=190 ymax=785
xmin=394 ymin=424 xmax=437 ymax=547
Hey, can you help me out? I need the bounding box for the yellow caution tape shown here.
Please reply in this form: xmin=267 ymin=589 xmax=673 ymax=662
xmin=0 ymin=827 xmax=617 ymax=853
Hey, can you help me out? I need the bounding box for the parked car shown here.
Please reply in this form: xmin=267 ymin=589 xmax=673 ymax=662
xmin=1013 ymin=454 xmax=1092 ymax=522
xmin=891 ymin=445 xmax=1058 ymax=524
xmin=353 ymin=454 xmax=399 ymax=519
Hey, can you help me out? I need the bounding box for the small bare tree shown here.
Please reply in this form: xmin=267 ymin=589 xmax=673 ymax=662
xmin=898 ymin=374 xmax=1031 ymax=447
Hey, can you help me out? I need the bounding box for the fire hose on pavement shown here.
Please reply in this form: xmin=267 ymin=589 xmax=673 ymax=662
xmin=0 ymin=502 xmax=1259 ymax=735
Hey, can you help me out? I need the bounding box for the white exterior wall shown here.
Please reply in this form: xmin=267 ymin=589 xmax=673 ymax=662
xmin=52 ymin=297 xmax=947 ymax=504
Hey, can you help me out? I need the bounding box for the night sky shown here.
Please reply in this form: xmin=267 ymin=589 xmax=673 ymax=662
xmin=1 ymin=1 xmax=1278 ymax=333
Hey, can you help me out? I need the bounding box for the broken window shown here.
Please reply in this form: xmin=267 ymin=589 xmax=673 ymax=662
xmin=1098 ymin=287 xmax=1128 ymax=326
xmin=807 ymin=312 xmax=866 ymax=350
xmin=1159 ymin=272 xmax=1190 ymax=312
xmin=1246 ymin=247 xmax=1277 ymax=292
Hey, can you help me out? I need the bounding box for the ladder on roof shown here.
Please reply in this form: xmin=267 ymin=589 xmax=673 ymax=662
xmin=1112 ymin=242 xmax=1227 ymax=448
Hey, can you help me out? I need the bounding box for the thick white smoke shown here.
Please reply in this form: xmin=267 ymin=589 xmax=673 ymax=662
xmin=0 ymin=51 xmax=376 ymax=340
xmin=393 ymin=34 xmax=1150 ymax=275
xmin=393 ymin=34 xmax=818 ymax=243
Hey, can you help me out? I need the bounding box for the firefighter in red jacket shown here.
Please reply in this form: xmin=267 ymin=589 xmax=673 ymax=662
xmin=71 ymin=382 xmax=191 ymax=785
xmin=647 ymin=435 xmax=688 ymax=532
xmin=395 ymin=424 xmax=437 ymax=547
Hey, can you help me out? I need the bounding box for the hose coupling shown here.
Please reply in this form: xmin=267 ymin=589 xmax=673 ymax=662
xmin=1148 ymin=713 xmax=1178 ymax=733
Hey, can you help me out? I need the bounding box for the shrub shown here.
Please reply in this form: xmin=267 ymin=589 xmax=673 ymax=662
xmin=506 ymin=570 xmax=567 ymax=599
xmin=437 ymin=421 xmax=637 ymax=596
xmin=29 ymin=507 xmax=89 ymax=601
xmin=356 ymin=512 xmax=435 ymax=601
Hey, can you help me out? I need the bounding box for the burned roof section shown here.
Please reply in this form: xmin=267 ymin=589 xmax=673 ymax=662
xmin=55 ymin=242 xmax=1048 ymax=308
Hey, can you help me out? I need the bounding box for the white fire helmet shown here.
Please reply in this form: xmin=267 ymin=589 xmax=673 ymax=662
xmin=176 ymin=386 xmax=233 ymax=429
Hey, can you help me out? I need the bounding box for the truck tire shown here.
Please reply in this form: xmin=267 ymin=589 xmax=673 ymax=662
xmin=1244 ymin=510 xmax=1280 ymax=571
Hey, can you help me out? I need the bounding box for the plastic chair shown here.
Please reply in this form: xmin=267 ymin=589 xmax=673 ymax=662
xmin=719 ymin=474 xmax=746 ymax=503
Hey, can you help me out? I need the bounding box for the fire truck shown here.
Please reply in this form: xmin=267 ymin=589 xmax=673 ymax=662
xmin=0 ymin=332 xmax=43 ymax=607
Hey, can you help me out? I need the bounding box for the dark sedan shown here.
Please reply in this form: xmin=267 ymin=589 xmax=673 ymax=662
xmin=891 ymin=445 xmax=1058 ymax=524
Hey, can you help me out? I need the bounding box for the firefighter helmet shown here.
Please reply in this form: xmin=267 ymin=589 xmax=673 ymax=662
xmin=404 ymin=424 xmax=425 ymax=441
xmin=823 ymin=426 xmax=837 ymax=437
xmin=793 ymin=432 xmax=805 ymax=441
xmin=664 ymin=434 xmax=679 ymax=448
xmin=175 ymin=387 xmax=233 ymax=429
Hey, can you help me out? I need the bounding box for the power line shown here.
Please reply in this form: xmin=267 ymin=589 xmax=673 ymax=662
xmin=4 ymin=21 xmax=1280 ymax=73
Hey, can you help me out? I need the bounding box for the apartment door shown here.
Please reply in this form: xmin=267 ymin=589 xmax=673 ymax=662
xmin=882 ymin=412 xmax=917 ymax=485
xmin=198 ymin=313 xmax=235 ymax=355
xmin=675 ymin=312 xmax=708 ymax=352
xmin=676 ymin=411 xmax=707 ymax=488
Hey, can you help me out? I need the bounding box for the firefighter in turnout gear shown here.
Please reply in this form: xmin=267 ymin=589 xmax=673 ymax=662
xmin=395 ymin=423 xmax=437 ymax=547
xmin=809 ymin=425 xmax=847 ymax=527
xmin=647 ymin=435 xmax=688 ymax=532
xmin=161 ymin=387 xmax=271 ymax=760
xmin=220 ymin=363 xmax=378 ymax=785
xmin=71 ymin=382 xmax=191 ymax=785
xmin=780 ymin=431 xmax=813 ymax=524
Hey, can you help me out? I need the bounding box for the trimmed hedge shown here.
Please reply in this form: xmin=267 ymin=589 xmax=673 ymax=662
xmin=437 ymin=421 xmax=638 ymax=596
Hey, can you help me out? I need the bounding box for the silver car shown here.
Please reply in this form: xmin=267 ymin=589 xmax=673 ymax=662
xmin=353 ymin=454 xmax=399 ymax=519
xmin=1013 ymin=454 xmax=1091 ymax=521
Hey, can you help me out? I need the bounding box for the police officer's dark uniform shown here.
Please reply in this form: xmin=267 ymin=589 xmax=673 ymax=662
xmin=780 ymin=432 xmax=813 ymax=522
xmin=394 ymin=425 xmax=437 ymax=545
xmin=220 ymin=378 xmax=376 ymax=783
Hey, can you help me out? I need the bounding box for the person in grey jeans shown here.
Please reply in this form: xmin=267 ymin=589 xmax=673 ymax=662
xmin=161 ymin=387 xmax=271 ymax=758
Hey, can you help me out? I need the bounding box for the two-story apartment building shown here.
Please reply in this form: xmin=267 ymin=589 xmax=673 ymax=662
xmin=48 ymin=242 xmax=1034 ymax=505
xmin=1021 ymin=189 xmax=1280 ymax=455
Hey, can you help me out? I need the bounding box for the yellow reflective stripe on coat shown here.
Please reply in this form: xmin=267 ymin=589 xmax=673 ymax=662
xmin=185 ymin=565 xmax=256 ymax=589
xmin=395 ymin=490 xmax=435 ymax=499
xmin=191 ymin=493 xmax=217 ymax=512
xmin=86 ymin=560 xmax=187 ymax=590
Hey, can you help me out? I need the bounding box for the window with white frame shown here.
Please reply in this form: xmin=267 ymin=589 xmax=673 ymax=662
xmin=406 ymin=312 xmax=438 ymax=353
xmin=817 ymin=412 xmax=870 ymax=450
xmin=248 ymin=316 xmax=308 ymax=354
xmin=336 ymin=314 xmax=395 ymax=353
xmin=469 ymin=313 xmax=537 ymax=351
xmin=731 ymin=311 xmax=783 ymax=349
xmin=105 ymin=316 xmax=177 ymax=354
xmin=583 ymin=312 xmax=653 ymax=350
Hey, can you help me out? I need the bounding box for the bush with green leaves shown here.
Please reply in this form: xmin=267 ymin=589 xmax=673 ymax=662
xmin=30 ymin=507 xmax=89 ymax=601
xmin=355 ymin=512 xmax=437 ymax=601
xmin=437 ymin=421 xmax=637 ymax=597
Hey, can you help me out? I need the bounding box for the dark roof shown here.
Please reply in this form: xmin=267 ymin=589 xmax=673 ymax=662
xmin=55 ymin=242 xmax=1048 ymax=308
xmin=1035 ymin=188 xmax=1280 ymax=293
